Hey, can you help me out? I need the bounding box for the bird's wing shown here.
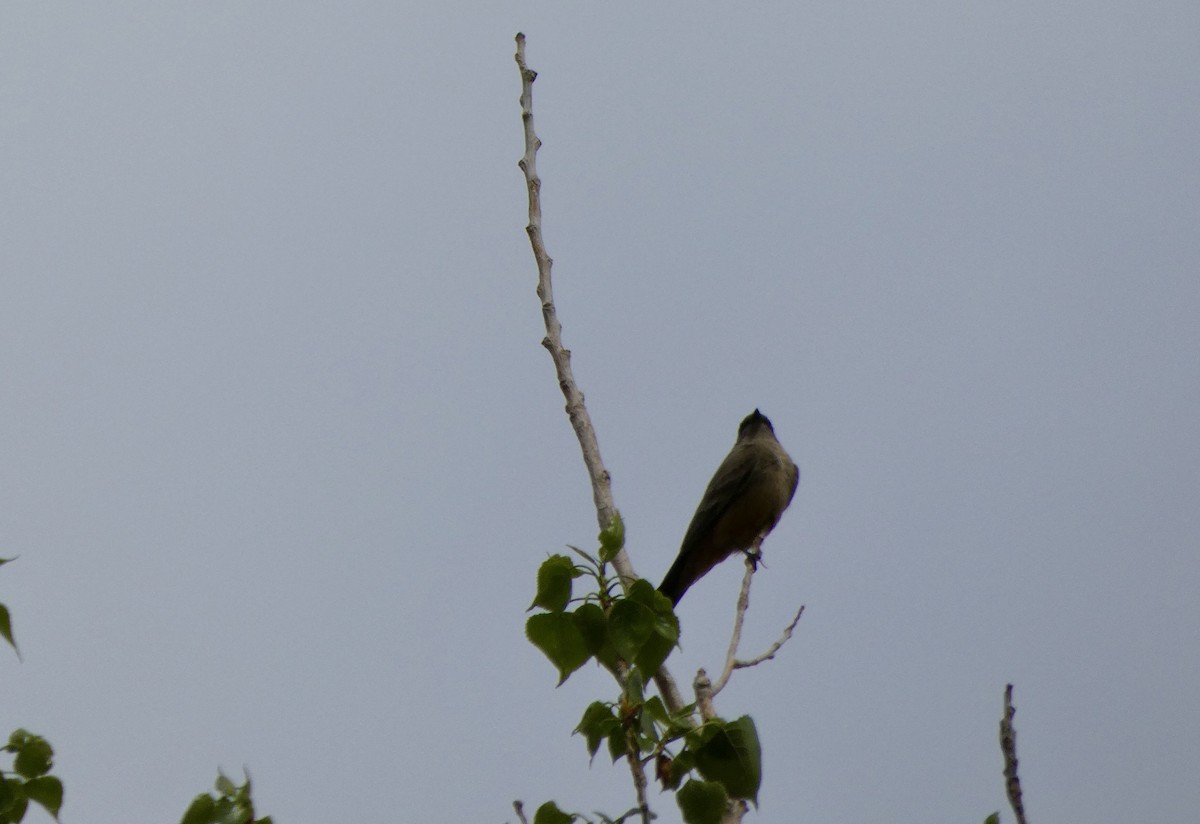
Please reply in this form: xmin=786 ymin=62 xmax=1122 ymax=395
xmin=678 ymin=443 xmax=762 ymax=554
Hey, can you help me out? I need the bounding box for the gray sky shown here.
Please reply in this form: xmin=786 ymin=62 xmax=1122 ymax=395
xmin=3 ymin=3 xmax=1198 ymax=822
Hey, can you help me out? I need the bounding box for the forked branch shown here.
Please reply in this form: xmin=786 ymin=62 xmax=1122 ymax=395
xmin=710 ymin=539 xmax=806 ymax=695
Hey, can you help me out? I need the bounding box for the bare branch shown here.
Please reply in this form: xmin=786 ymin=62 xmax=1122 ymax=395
xmin=711 ymin=537 xmax=805 ymax=695
xmin=736 ymin=606 xmax=804 ymax=669
xmin=513 ymin=33 xmax=685 ymax=715
xmin=512 ymin=800 xmax=529 ymax=824
xmin=712 ymin=545 xmax=758 ymax=695
xmin=999 ymin=683 xmax=1029 ymax=824
xmin=514 ymin=35 xmax=617 ymax=549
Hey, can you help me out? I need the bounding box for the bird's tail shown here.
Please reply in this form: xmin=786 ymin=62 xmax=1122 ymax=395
xmin=657 ymin=553 xmax=693 ymax=606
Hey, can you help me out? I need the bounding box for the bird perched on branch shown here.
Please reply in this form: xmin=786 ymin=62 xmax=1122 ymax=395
xmin=658 ymin=410 xmax=799 ymax=606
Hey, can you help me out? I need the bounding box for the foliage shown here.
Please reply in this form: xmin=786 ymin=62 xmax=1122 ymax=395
xmin=3 ymin=558 xmax=270 ymax=823
xmin=178 ymin=771 xmax=273 ymax=824
xmin=0 ymin=558 xmax=17 ymax=659
xmin=0 ymin=730 xmax=63 ymax=823
xmin=527 ymin=800 xmax=644 ymax=824
xmin=524 ymin=515 xmax=764 ymax=824
xmin=0 ymin=560 xmax=63 ymax=824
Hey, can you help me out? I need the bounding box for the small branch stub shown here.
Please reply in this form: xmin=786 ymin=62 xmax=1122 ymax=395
xmin=693 ymin=668 xmax=717 ymax=722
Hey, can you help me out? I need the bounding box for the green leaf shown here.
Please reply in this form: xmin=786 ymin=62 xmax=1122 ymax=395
xmin=179 ymin=795 xmax=216 ymax=824
xmin=676 ymin=778 xmax=728 ymax=824
xmin=22 ymin=776 xmax=62 ymax=819
xmin=571 ymin=603 xmax=606 ymax=655
xmin=0 ymin=604 xmax=15 ymax=657
xmin=608 ymin=581 xmax=678 ymax=673
xmin=607 ymin=728 xmax=627 ymax=764
xmin=668 ymin=702 xmax=700 ymax=735
xmin=637 ymin=701 xmax=661 ymax=741
xmin=623 ymin=667 xmax=645 ymax=706
xmin=566 ymin=544 xmax=598 ymax=566
xmin=233 ymin=773 xmax=253 ymax=804
xmin=4 ymin=796 xmax=29 ymax=824
xmin=982 ymin=814 xmax=1000 ymax=824
xmin=530 ymin=555 xmax=576 ymax=612
xmin=218 ymin=801 xmax=253 ymax=824
xmin=525 ymin=613 xmax=590 ymax=684
xmin=531 ymin=800 xmax=575 ymax=824
xmin=214 ymin=772 xmax=237 ymax=797
xmin=642 ymin=695 xmax=670 ymax=725
xmin=572 ymin=603 xmax=620 ymax=673
xmin=0 ymin=777 xmax=21 ymax=818
xmin=575 ymin=702 xmax=620 ymax=760
xmin=598 ymin=512 xmax=625 ymax=562
xmin=666 ymin=748 xmax=696 ymax=789
xmin=691 ymin=716 xmax=762 ymax=804
xmin=12 ymin=735 xmax=53 ymax=779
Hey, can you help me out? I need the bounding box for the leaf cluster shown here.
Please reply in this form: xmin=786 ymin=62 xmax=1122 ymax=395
xmin=1 ymin=562 xmax=62 ymax=824
xmin=179 ymin=771 xmax=272 ymax=824
xmin=523 ymin=516 xmax=764 ymax=823
xmin=0 ymin=730 xmax=63 ymax=823
xmin=577 ymin=699 xmax=763 ymax=821
xmin=525 ymin=515 xmax=678 ymax=685
xmin=525 ymin=799 xmax=643 ymax=824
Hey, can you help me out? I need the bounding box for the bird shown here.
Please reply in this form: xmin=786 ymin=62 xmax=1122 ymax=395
xmin=658 ymin=410 xmax=798 ymax=606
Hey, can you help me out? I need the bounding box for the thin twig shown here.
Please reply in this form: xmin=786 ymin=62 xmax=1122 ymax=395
xmin=624 ymin=722 xmax=652 ymax=824
xmin=999 ymin=683 xmax=1028 ymax=824
xmin=513 ymin=33 xmax=685 ymax=716
xmin=711 ymin=538 xmax=805 ymax=695
xmin=512 ymin=800 xmax=529 ymax=824
xmin=712 ymin=544 xmax=759 ymax=694
xmin=715 ymin=606 xmax=805 ymax=695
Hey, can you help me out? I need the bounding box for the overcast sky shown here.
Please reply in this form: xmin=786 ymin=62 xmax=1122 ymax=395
xmin=3 ymin=3 xmax=1198 ymax=823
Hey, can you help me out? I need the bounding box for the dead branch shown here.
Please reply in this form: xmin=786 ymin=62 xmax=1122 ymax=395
xmin=1000 ymin=683 xmax=1029 ymax=824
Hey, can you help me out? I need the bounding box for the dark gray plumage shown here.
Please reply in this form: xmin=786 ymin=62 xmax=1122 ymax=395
xmin=659 ymin=410 xmax=798 ymax=606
